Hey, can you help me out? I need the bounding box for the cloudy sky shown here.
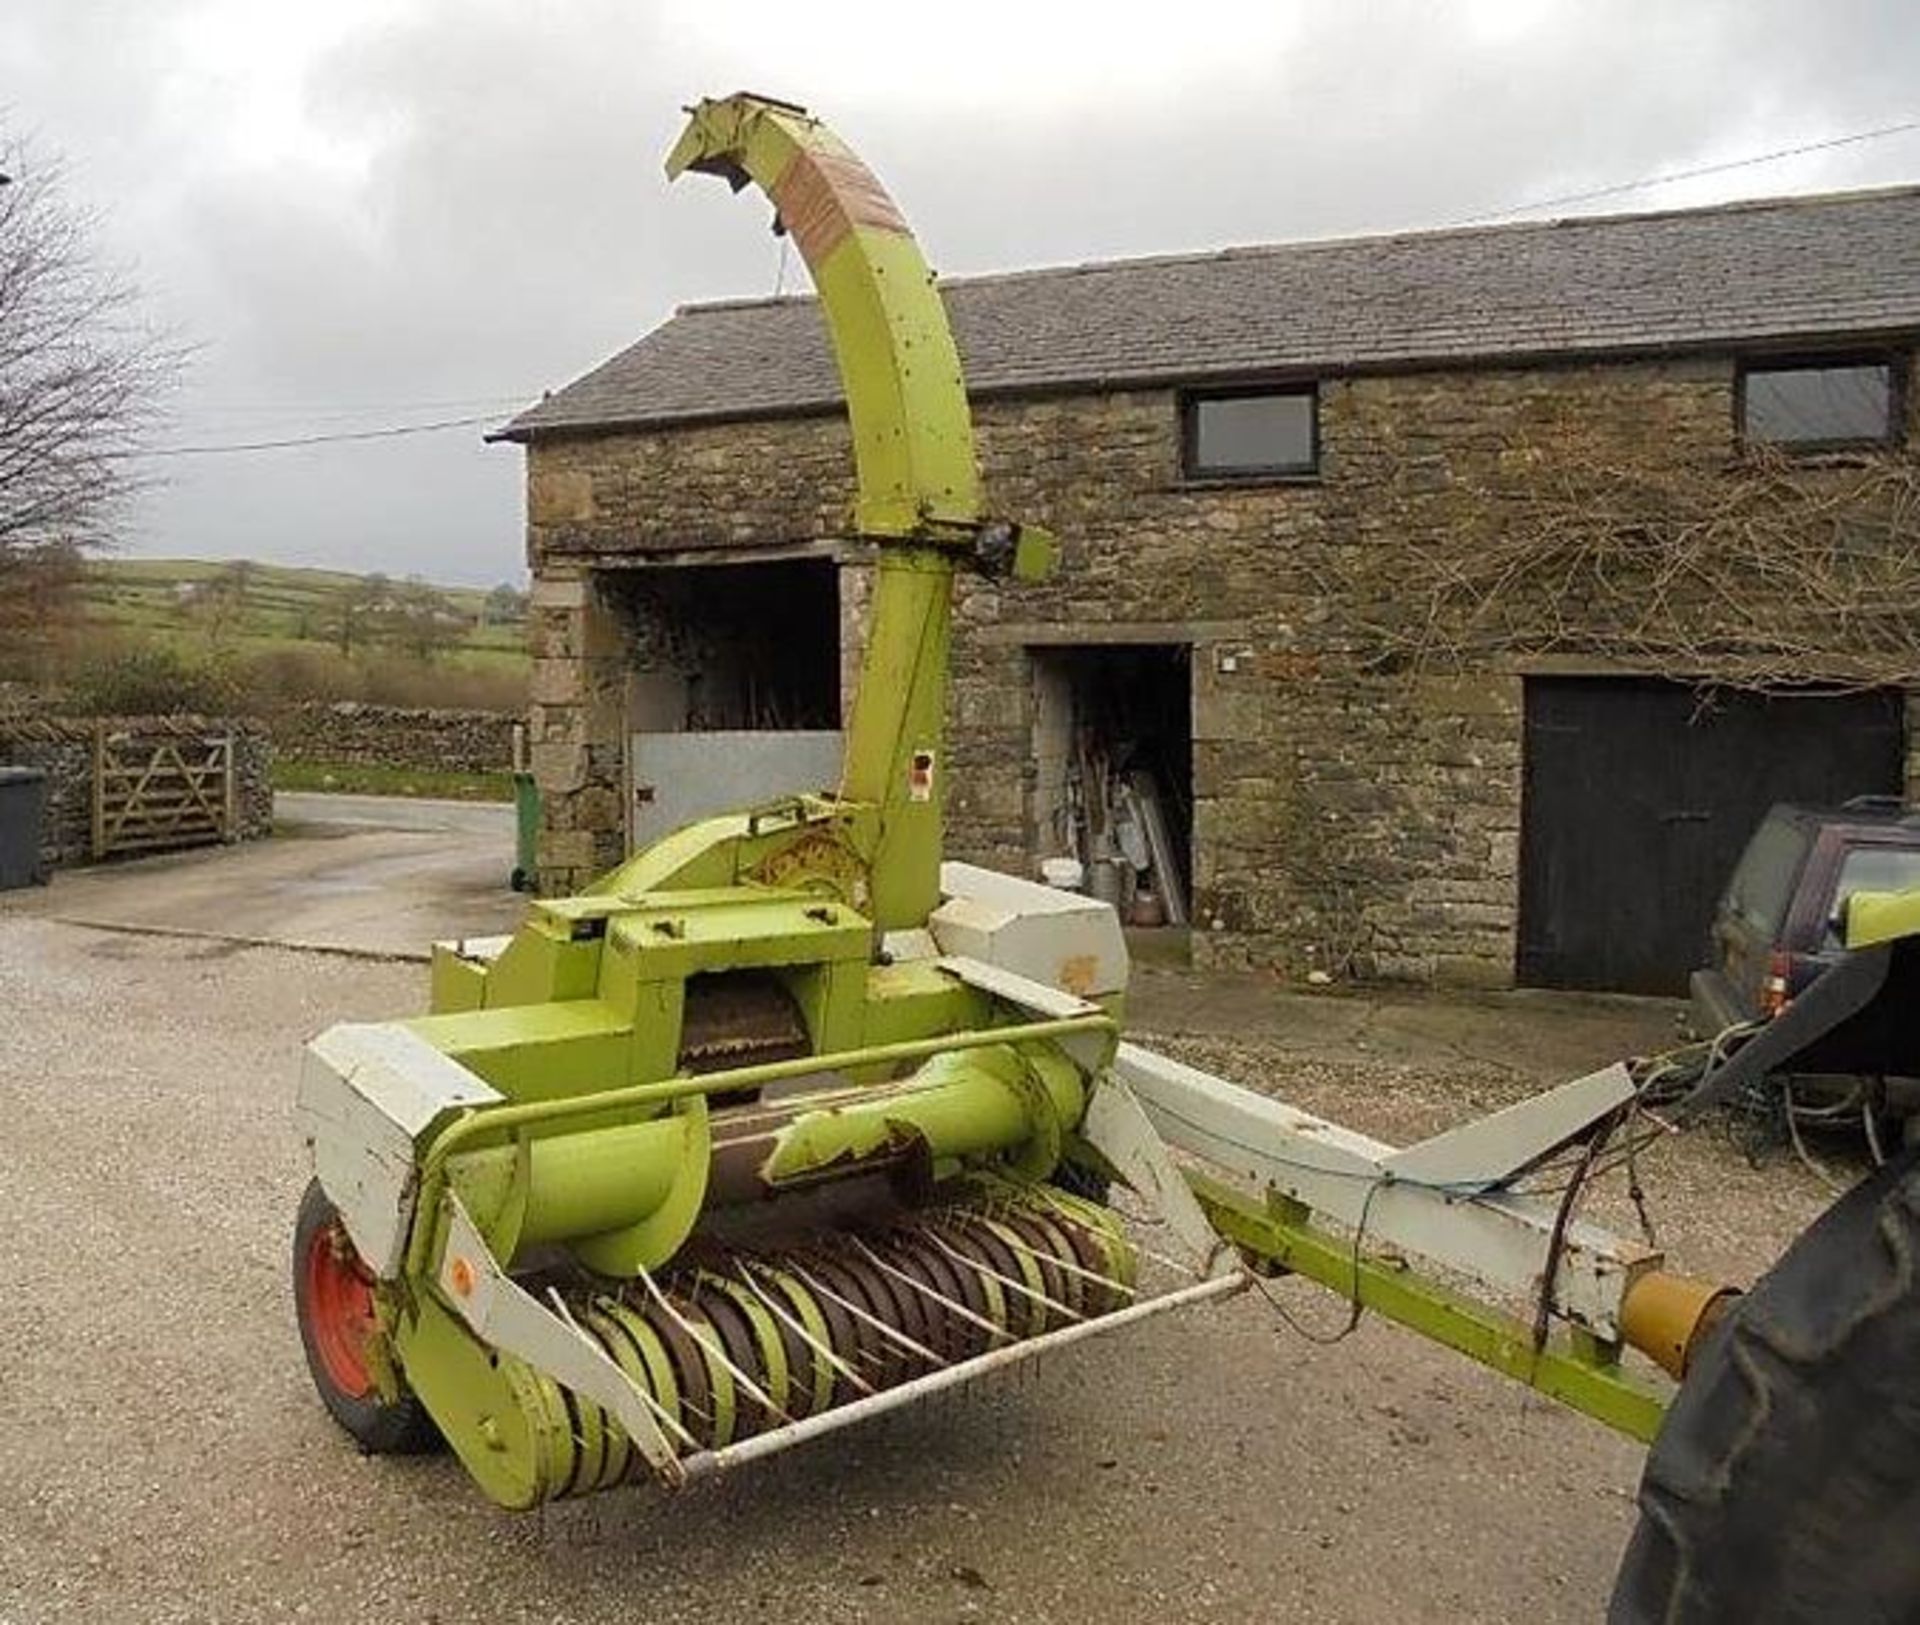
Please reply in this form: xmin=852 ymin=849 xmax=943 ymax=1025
xmin=4 ymin=0 xmax=1918 ymax=587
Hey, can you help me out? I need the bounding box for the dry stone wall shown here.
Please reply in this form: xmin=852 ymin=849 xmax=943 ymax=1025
xmin=521 ymin=352 xmax=1919 ymax=983
xmin=272 ymin=702 xmax=518 ymax=775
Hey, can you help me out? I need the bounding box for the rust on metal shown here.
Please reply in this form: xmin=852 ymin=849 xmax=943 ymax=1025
xmin=771 ymin=143 xmax=910 ymax=265
xmin=1058 ymin=954 xmax=1099 ymax=997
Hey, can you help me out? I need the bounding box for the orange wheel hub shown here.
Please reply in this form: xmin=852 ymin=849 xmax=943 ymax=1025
xmin=303 ymin=1219 xmax=378 ymax=1400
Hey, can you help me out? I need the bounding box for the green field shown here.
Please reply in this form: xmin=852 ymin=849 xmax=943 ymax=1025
xmin=83 ymin=557 xmax=529 ymax=672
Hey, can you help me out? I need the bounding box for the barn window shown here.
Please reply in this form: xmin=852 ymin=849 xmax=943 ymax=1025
xmin=1181 ymin=387 xmax=1318 ymax=479
xmin=1738 ymin=357 xmax=1902 ymax=451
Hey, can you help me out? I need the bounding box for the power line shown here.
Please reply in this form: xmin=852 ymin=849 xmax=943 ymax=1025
xmin=1455 ymin=115 xmax=1920 ymax=225
xmin=133 ymin=411 xmax=504 ymax=458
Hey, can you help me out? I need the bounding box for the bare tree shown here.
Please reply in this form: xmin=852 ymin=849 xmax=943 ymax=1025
xmin=383 ymin=577 xmax=464 ymax=662
xmin=186 ymin=558 xmax=256 ymax=646
xmin=0 ymin=131 xmax=176 ymax=582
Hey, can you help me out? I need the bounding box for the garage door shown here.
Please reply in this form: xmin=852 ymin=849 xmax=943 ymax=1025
xmin=1518 ymin=680 xmax=1905 ymax=994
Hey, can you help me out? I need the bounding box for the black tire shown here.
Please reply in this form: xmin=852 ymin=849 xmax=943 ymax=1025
xmin=1610 ymin=1143 xmax=1920 ymax=1623
xmin=292 ymin=1179 xmax=440 ymax=1455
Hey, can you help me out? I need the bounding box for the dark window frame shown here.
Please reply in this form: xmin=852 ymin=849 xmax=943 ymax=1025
xmin=1735 ymin=351 xmax=1908 ymax=456
xmin=1179 ymin=384 xmax=1321 ymax=482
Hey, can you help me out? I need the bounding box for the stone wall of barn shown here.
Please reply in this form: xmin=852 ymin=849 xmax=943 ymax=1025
xmin=518 ymin=351 xmax=1918 ymax=983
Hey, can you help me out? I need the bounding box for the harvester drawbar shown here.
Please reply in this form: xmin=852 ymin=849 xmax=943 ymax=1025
xmin=294 ymin=94 xmax=1920 ymax=1621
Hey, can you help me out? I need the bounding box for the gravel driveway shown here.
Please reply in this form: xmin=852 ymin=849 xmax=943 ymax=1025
xmin=0 ymin=817 xmax=1841 ymax=1624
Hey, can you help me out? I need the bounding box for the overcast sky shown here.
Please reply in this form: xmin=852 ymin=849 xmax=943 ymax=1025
xmin=4 ymin=0 xmax=1918 ymax=587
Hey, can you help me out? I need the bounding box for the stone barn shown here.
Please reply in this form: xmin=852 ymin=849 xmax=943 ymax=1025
xmin=496 ymin=185 xmax=1920 ymax=995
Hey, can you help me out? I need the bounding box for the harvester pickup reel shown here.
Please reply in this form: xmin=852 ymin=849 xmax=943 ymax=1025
xmin=292 ymin=93 xmax=1732 ymax=1511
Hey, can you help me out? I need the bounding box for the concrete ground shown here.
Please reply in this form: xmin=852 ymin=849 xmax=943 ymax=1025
xmin=28 ymin=791 xmax=523 ymax=955
xmin=0 ymin=798 xmax=1839 ymax=1624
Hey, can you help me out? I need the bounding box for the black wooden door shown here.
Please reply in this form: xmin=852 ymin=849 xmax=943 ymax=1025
xmin=1518 ymin=680 xmax=1905 ymax=994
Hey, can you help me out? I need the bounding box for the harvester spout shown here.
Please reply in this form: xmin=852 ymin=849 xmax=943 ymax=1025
xmin=668 ymin=94 xmax=1003 ymax=929
xmin=666 ymin=94 xmax=983 ymax=536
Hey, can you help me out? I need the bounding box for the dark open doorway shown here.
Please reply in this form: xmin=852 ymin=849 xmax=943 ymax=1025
xmin=1029 ymin=644 xmax=1192 ymax=925
xmin=602 ymin=556 xmax=845 ymax=851
xmin=606 ymin=557 xmax=841 ymax=732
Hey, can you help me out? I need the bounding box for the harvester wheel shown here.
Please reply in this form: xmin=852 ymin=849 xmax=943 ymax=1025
xmin=1609 ymin=1143 xmax=1920 ymax=1622
xmin=293 ymin=1180 xmax=440 ymax=1455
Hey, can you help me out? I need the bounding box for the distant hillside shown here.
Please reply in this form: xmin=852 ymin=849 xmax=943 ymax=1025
xmin=83 ymin=557 xmax=529 ymax=674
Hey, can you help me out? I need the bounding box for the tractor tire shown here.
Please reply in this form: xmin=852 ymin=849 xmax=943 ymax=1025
xmin=292 ymin=1179 xmax=440 ymax=1455
xmin=1609 ymin=1143 xmax=1920 ymax=1623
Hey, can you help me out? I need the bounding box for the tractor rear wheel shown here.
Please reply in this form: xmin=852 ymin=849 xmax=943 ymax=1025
xmin=1609 ymin=1143 xmax=1920 ymax=1622
xmin=292 ymin=1179 xmax=440 ymax=1455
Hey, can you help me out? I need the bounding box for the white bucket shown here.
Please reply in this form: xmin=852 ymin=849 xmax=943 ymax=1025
xmin=1039 ymin=856 xmax=1085 ymax=891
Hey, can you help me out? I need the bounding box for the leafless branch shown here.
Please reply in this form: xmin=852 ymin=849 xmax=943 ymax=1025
xmin=0 ymin=130 xmax=180 ymax=560
xmin=1331 ymin=421 xmax=1920 ymax=696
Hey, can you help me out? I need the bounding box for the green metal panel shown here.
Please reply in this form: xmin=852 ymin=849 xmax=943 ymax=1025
xmin=405 ymin=1001 xmax=635 ymax=1102
xmin=858 ymin=959 xmax=989 ymax=1048
xmin=464 ymin=918 xmax=603 ymax=1010
xmin=598 ymin=893 xmax=871 ymax=984
xmin=838 ymin=548 xmax=955 ymax=927
xmin=430 ymin=948 xmax=487 ymax=1013
xmin=395 ymin=1294 xmax=570 ymax=1509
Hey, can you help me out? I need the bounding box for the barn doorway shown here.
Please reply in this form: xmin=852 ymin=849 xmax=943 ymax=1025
xmin=1029 ymin=644 xmax=1192 ymax=926
xmin=604 ymin=556 xmax=844 ymax=850
xmin=609 ymin=557 xmax=841 ymax=733
xmin=1518 ymin=679 xmax=1905 ymax=994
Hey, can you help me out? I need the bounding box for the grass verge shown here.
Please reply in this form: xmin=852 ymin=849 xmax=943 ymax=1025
xmin=273 ymin=759 xmax=516 ymax=802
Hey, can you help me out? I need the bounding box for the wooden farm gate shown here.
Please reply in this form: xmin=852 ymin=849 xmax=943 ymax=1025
xmin=91 ymin=724 xmax=237 ymax=858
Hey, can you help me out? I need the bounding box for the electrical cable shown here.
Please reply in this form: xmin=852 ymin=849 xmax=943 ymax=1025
xmin=1249 ymin=1176 xmax=1383 ymax=1348
xmin=1529 ymin=1107 xmax=1619 ymax=1353
xmin=129 ymin=411 xmax=504 ymax=458
xmin=1783 ymin=1078 xmax=1842 ymax=1190
xmin=182 ymin=391 xmax=535 ymax=418
xmin=1864 ymin=1098 xmax=1889 ymax=1168
xmin=1453 ymin=115 xmax=1920 ymax=225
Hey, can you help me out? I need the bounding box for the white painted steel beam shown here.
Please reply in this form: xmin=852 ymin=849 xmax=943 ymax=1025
xmin=1383 ymin=1063 xmax=1637 ymax=1189
xmin=298 ymin=1022 xmax=501 ymax=1277
xmin=1111 ymin=1042 xmax=1658 ymax=1338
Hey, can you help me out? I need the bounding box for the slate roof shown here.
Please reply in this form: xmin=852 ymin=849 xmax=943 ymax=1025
xmin=498 ymin=185 xmax=1920 ymax=440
